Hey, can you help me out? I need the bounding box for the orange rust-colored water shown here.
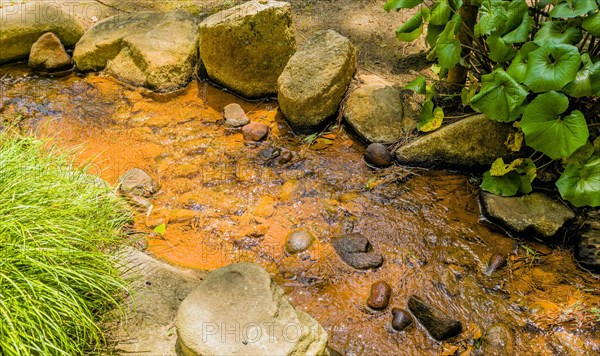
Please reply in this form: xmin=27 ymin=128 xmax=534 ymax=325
xmin=1 ymin=66 xmax=599 ymax=355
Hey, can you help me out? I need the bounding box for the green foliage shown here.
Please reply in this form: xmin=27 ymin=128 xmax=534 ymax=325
xmin=521 ymin=91 xmax=589 ymax=159
xmin=390 ymin=0 xmax=600 ymax=206
xmin=0 ymin=133 xmax=131 ymax=355
xmin=470 ymin=68 xmax=528 ymax=122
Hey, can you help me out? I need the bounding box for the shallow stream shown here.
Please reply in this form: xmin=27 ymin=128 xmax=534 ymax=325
xmin=1 ymin=65 xmax=598 ymax=355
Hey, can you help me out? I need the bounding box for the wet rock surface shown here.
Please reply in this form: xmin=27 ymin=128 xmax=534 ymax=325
xmin=176 ymin=262 xmax=328 ymax=356
xmin=344 ymin=80 xmax=415 ymax=144
xmin=395 ymin=114 xmax=513 ymax=169
xmin=364 ymin=143 xmax=392 ymax=168
xmin=223 ymin=103 xmax=250 ymax=127
xmin=119 ymin=168 xmax=159 ymax=197
xmin=391 ymin=308 xmax=413 ymax=331
xmin=28 ymin=33 xmax=72 ymax=72
xmin=278 ymin=30 xmax=357 ymax=131
xmin=575 ymin=212 xmax=600 ymax=272
xmin=73 ymin=11 xmax=201 ymax=92
xmin=484 ymin=253 xmax=507 ymax=276
xmin=366 ymin=281 xmax=391 ymax=310
xmin=407 ymin=296 xmax=462 ymax=341
xmin=113 ymin=247 xmax=206 ymax=355
xmin=331 ymin=233 xmax=383 ymax=270
xmin=480 ymin=323 xmax=514 ymax=356
xmin=480 ymin=192 xmax=575 ymax=238
xmin=0 ymin=5 xmax=84 ymax=64
xmin=199 ymin=1 xmax=295 ymax=98
xmin=285 ymin=229 xmax=315 ymax=254
xmin=242 ymin=122 xmax=269 ymax=142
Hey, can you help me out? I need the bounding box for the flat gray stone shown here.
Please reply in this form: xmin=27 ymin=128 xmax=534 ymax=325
xmin=73 ymin=11 xmax=202 ymax=92
xmin=395 ymin=114 xmax=514 ymax=169
xmin=480 ymin=192 xmax=575 ymax=238
xmin=176 ymin=262 xmax=328 ymax=356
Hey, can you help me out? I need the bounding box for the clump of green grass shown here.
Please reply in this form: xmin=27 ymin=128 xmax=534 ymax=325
xmin=0 ymin=132 xmax=131 ymax=355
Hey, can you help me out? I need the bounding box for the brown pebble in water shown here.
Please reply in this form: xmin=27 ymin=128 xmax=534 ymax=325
xmin=485 ymin=253 xmax=507 ymax=276
xmin=242 ymin=122 xmax=269 ymax=141
xmin=391 ymin=308 xmax=413 ymax=331
xmin=278 ymin=150 xmax=293 ymax=164
xmin=364 ymin=143 xmax=392 ymax=168
xmin=367 ymin=281 xmax=391 ymax=310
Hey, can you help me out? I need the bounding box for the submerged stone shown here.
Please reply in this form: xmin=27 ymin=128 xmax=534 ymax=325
xmin=119 ymin=168 xmax=160 ymax=198
xmin=366 ymin=281 xmax=392 ymax=310
xmin=407 ymin=296 xmax=462 ymax=341
xmin=391 ymin=308 xmax=413 ymax=331
xmin=331 ymin=233 xmax=383 ymax=270
xmin=285 ymin=230 xmax=315 ymax=254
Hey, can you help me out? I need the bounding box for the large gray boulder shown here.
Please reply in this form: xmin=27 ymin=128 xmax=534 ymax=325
xmin=0 ymin=3 xmax=84 ymax=64
xmin=73 ymin=11 xmax=201 ymax=92
xmin=344 ymin=77 xmax=416 ymax=144
xmin=395 ymin=114 xmax=514 ymax=169
xmin=176 ymin=263 xmax=328 ymax=356
xmin=278 ymin=30 xmax=357 ymax=131
xmin=199 ymin=1 xmax=295 ymax=98
xmin=480 ymin=192 xmax=575 ymax=238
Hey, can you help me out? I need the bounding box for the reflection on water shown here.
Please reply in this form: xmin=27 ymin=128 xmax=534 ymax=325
xmin=1 ymin=65 xmax=598 ymax=355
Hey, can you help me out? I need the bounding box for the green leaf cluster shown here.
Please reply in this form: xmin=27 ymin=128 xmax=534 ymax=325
xmin=389 ymin=0 xmax=600 ymax=206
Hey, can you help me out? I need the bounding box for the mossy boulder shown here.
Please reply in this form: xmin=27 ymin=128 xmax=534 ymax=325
xmin=73 ymin=11 xmax=201 ymax=92
xmin=394 ymin=114 xmax=514 ymax=169
xmin=198 ymin=1 xmax=296 ymax=98
xmin=0 ymin=4 xmax=84 ymax=64
xmin=278 ymin=30 xmax=357 ymax=131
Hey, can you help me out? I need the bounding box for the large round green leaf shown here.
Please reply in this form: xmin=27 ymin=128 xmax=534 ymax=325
xmin=503 ymin=12 xmax=533 ymax=44
xmin=481 ymin=171 xmax=522 ymax=196
xmin=523 ymin=43 xmax=581 ymax=93
xmin=430 ymin=0 xmax=452 ymax=26
xmin=426 ymin=24 xmax=445 ymax=48
xmin=470 ymin=68 xmax=529 ymax=122
xmin=582 ymin=11 xmax=600 ymax=37
xmin=507 ymin=42 xmax=539 ymax=83
xmin=476 ymin=0 xmax=508 ymax=36
xmin=556 ymin=155 xmax=600 ymax=207
xmin=550 ymin=0 xmax=598 ymax=19
xmin=434 ymin=14 xmax=462 ymax=68
xmin=384 ymin=0 xmax=424 ymax=11
xmin=395 ymin=10 xmax=426 ymax=42
xmin=563 ymin=53 xmax=600 ymax=98
xmin=534 ymin=21 xmax=583 ymax=45
xmin=487 ymin=35 xmax=517 ymax=63
xmin=521 ymin=91 xmax=589 ymax=159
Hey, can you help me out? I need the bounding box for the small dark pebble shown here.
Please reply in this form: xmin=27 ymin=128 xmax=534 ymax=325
xmin=259 ymin=147 xmax=281 ymax=161
xmin=485 ymin=253 xmax=507 ymax=276
xmin=391 ymin=308 xmax=413 ymax=331
xmin=331 ymin=233 xmax=383 ymax=270
xmin=367 ymin=281 xmax=392 ymax=310
xmin=364 ymin=143 xmax=392 ymax=168
xmin=278 ymin=150 xmax=293 ymax=164
xmin=408 ymin=296 xmax=462 ymax=341
xmin=145 ymin=281 xmax=152 ymax=286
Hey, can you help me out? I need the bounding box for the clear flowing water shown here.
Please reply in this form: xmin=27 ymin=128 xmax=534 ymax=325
xmin=1 ymin=65 xmax=598 ymax=355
